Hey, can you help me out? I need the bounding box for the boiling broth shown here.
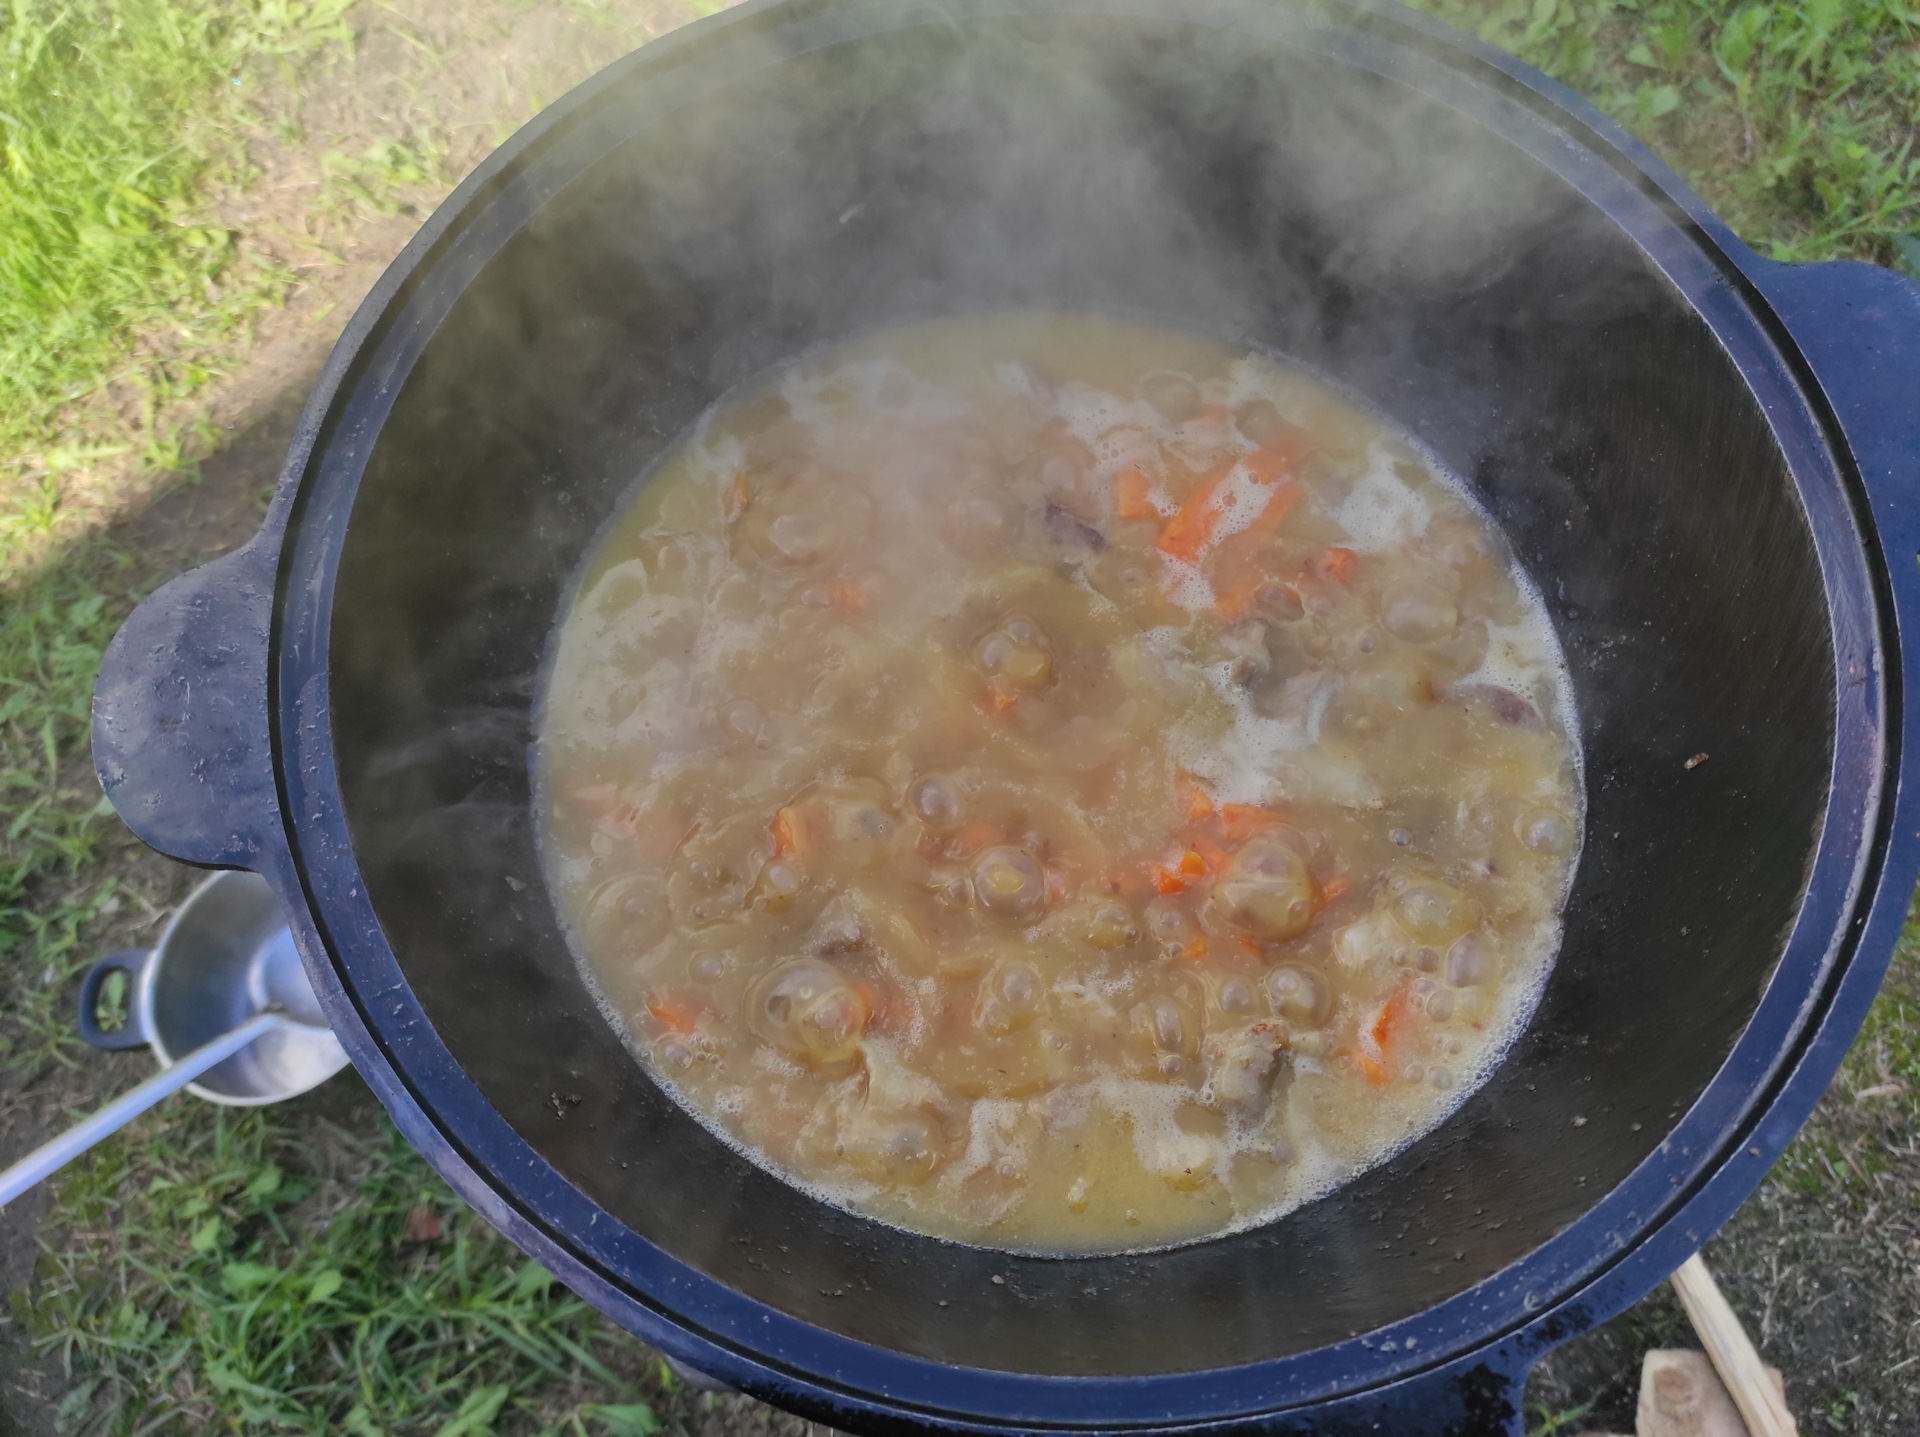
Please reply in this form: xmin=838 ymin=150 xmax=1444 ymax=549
xmin=536 ymin=314 xmax=1581 ymax=1252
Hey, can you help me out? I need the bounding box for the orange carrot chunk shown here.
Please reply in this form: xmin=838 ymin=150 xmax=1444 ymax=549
xmin=1320 ymin=546 xmax=1358 ymax=585
xmin=1178 ymin=779 xmax=1215 ymax=823
xmin=1115 ymin=466 xmax=1157 ymax=520
xmin=1177 ymin=848 xmax=1209 ymax=877
xmin=1150 ymin=864 xmax=1188 ymax=895
xmin=725 ymin=471 xmax=753 ymax=523
xmin=1219 ymin=803 xmax=1288 ymax=843
xmin=1245 ymin=478 xmax=1302 ymax=539
xmin=1154 ymin=455 xmax=1236 ymax=562
xmin=1207 ymin=486 xmax=1300 ymax=620
xmin=649 ymin=995 xmax=701 ymax=1034
xmin=1243 ymin=434 xmax=1312 ymax=486
xmin=1214 ymin=569 xmax=1275 ymax=623
xmin=955 ymin=818 xmax=1002 ymax=855
xmin=770 ymin=806 xmax=806 ymax=859
xmin=1190 ymin=834 xmax=1232 ymax=873
xmin=1370 ymin=982 xmax=1413 ymax=1056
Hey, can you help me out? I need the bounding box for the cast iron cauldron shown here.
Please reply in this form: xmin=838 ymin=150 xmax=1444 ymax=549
xmin=91 ymin=0 xmax=1920 ymax=1429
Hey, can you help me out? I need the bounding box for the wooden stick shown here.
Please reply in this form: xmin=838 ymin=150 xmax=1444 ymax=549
xmin=1670 ymin=1253 xmax=1798 ymax=1437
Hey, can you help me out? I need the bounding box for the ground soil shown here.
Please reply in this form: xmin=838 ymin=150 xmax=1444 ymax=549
xmin=2 ymin=1 xmax=1916 ymax=1432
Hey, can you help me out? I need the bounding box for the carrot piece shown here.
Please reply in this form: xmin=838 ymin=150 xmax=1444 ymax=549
xmin=1178 ymin=779 xmax=1215 ymax=823
xmin=984 ymin=688 xmax=1018 ymax=716
xmin=1319 ymin=546 xmax=1358 ymax=585
xmin=1219 ymin=803 xmax=1288 ymax=843
xmin=1154 ymin=455 xmax=1237 ymax=563
xmin=955 ymin=818 xmax=1001 ymax=855
xmin=648 ymin=995 xmax=700 ymax=1034
xmin=1243 ymin=439 xmax=1309 ymax=487
xmin=1206 ymin=487 xmax=1298 ymax=620
xmin=1150 ymin=864 xmax=1188 ymax=895
xmin=1214 ymin=569 xmax=1273 ymax=623
xmin=1369 ymin=982 xmax=1414 ymax=1057
xmin=1115 ymin=466 xmax=1157 ymax=520
xmin=770 ymin=806 xmax=807 ymax=860
xmin=1177 ymin=848 xmax=1209 ymax=877
xmin=1354 ymin=1050 xmax=1390 ymax=1087
xmin=1190 ymin=833 xmax=1232 ymax=873
xmin=830 ymin=580 xmax=865 ymax=612
xmin=1318 ymin=872 xmax=1351 ymax=905
xmin=1245 ymin=478 xmax=1302 ymax=539
xmin=1179 ymin=936 xmax=1209 ymax=962
xmin=725 ymin=471 xmax=753 ymax=523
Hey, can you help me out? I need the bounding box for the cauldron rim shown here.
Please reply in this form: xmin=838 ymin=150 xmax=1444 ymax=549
xmin=230 ymin=0 xmax=1910 ymax=1426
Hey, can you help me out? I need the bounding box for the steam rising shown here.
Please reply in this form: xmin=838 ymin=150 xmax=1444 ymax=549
xmin=558 ymin=8 xmax=1588 ymax=411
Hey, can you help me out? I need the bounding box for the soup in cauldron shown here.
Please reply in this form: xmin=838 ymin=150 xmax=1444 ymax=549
xmin=535 ymin=314 xmax=1581 ymax=1253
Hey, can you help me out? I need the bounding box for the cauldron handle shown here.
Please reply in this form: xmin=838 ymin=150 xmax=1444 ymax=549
xmin=1750 ymin=258 xmax=1920 ymax=610
xmin=91 ymin=534 xmax=282 ymax=870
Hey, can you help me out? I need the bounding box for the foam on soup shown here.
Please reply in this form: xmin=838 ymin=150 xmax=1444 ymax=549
xmin=535 ymin=313 xmax=1582 ymax=1253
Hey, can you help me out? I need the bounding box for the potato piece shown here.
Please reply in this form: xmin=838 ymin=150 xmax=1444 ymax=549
xmin=1212 ymin=833 xmax=1316 ymax=942
xmin=1389 ymin=875 xmax=1478 ymax=946
xmin=746 ymin=959 xmax=871 ymax=1066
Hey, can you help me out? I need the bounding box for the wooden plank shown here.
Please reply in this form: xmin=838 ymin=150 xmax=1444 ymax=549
xmin=1635 ymin=1348 xmax=1778 ymax=1436
xmin=1670 ymin=1254 xmax=1798 ymax=1437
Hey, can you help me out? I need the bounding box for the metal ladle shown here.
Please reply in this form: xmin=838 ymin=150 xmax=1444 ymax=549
xmin=0 ymin=871 xmax=347 ymax=1207
xmin=0 ymin=1010 xmax=305 ymax=1206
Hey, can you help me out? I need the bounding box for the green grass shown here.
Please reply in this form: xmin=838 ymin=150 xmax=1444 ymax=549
xmin=1524 ymin=1397 xmax=1596 ymax=1437
xmin=0 ymin=558 xmax=133 ymax=1071
xmin=1415 ymin=0 xmax=1920 ymax=269
xmin=0 ymin=0 xmax=352 ymax=471
xmin=0 ymin=0 xmax=459 ymax=1077
xmin=0 ymin=0 xmax=333 ymax=1074
xmin=31 ymin=1091 xmax=670 ymax=1434
xmin=2 ymin=0 xmax=1919 ymax=1432
xmin=1767 ymin=918 xmax=1920 ymax=1199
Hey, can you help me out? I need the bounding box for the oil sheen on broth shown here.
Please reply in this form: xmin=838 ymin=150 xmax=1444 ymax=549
xmin=536 ymin=314 xmax=1582 ymax=1254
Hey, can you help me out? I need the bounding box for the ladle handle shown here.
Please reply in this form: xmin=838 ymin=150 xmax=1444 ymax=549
xmin=0 ymin=1011 xmax=283 ymax=1208
xmin=91 ymin=535 xmax=281 ymax=870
